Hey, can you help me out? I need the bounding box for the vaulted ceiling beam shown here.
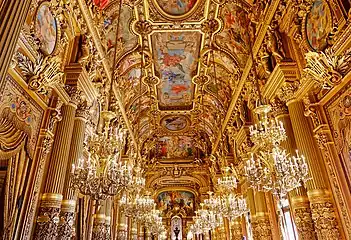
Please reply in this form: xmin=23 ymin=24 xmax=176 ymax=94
xmin=210 ymin=0 xmax=282 ymax=155
xmin=77 ymin=0 xmax=139 ymax=153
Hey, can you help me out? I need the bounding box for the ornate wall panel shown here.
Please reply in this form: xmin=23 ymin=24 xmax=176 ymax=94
xmin=325 ymin=81 xmax=351 ymax=188
xmin=0 ymin=75 xmax=44 ymax=158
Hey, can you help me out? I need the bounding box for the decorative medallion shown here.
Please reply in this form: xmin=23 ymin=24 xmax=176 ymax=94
xmin=151 ymin=0 xmax=200 ymax=19
xmin=161 ymin=115 xmax=189 ymax=132
xmin=35 ymin=2 xmax=58 ymax=55
xmin=305 ymin=0 xmax=332 ymax=51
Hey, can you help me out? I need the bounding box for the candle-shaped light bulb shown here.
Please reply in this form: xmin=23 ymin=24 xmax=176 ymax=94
xmin=71 ymin=164 xmax=75 ymax=174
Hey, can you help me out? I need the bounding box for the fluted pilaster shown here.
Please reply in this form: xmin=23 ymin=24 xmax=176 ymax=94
xmin=46 ymin=104 xmax=77 ymax=193
xmin=0 ymin=0 xmax=31 ymax=84
xmin=58 ymin=106 xmax=88 ymax=239
xmin=287 ymin=100 xmax=341 ymax=239
xmin=34 ymin=104 xmax=77 ymax=239
xmin=275 ymin=111 xmax=317 ymax=239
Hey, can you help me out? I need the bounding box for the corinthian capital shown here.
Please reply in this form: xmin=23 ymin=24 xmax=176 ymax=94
xmin=65 ymin=85 xmax=83 ymax=106
xmin=270 ymin=97 xmax=288 ymax=117
xmin=276 ymin=81 xmax=300 ymax=103
xmin=76 ymin=101 xmax=91 ymax=120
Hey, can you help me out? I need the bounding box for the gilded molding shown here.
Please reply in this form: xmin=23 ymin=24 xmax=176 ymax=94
xmin=263 ymin=61 xmax=299 ymax=100
xmin=251 ymin=215 xmax=273 ymax=240
xmin=310 ymin=201 xmax=341 ymax=240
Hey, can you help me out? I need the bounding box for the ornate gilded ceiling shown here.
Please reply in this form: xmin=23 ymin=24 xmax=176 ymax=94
xmin=93 ymin=0 xmax=250 ymax=163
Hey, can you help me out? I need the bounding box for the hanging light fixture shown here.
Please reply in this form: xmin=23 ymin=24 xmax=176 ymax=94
xmin=245 ymin=147 xmax=310 ymax=199
xmin=143 ymin=208 xmax=167 ymax=238
xmin=249 ymin=105 xmax=286 ymax=148
xmin=217 ymin=166 xmax=237 ymax=192
xmin=190 ymin=191 xmax=248 ymax=235
xmin=71 ymin=111 xmax=136 ymax=201
xmin=243 ymin=19 xmax=310 ymax=200
xmin=119 ymin=191 xmax=155 ymax=222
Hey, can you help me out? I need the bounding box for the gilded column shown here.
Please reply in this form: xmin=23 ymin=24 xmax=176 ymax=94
xmin=203 ymin=231 xmax=210 ymax=240
xmin=131 ymin=220 xmax=138 ymax=240
xmin=287 ymin=99 xmax=341 ymax=239
xmin=251 ymin=192 xmax=273 ymax=240
xmin=271 ymin=99 xmax=317 ymax=239
xmin=105 ymin=198 xmax=112 ymax=240
xmin=34 ymin=91 xmax=79 ymax=239
xmin=58 ymin=102 xmax=89 ymax=239
xmin=0 ymin=0 xmax=31 ymax=84
xmin=118 ymin=212 xmax=128 ymax=240
xmin=138 ymin=224 xmax=144 ymax=240
xmin=92 ymin=201 xmax=107 ymax=240
xmin=231 ymin=218 xmax=243 ymax=240
xmin=145 ymin=229 xmax=152 ymax=240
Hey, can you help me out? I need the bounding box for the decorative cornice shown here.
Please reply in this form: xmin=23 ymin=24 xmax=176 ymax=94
xmin=211 ymin=0 xmax=282 ymax=155
xmin=65 ymin=63 xmax=98 ymax=104
xmin=263 ymin=60 xmax=298 ymax=100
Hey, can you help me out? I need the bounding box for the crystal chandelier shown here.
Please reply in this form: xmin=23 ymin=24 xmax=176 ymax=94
xmin=204 ymin=193 xmax=247 ymax=220
xmin=223 ymin=194 xmax=248 ymax=220
xmin=191 ymin=203 xmax=222 ymax=235
xmin=217 ymin=166 xmax=237 ymax=192
xmin=144 ymin=209 xmax=167 ymax=238
xmin=249 ymin=105 xmax=286 ymax=148
xmin=246 ymin=106 xmax=310 ymax=199
xmin=71 ymin=111 xmax=135 ymax=201
xmin=190 ymin=192 xmax=248 ymax=235
xmin=246 ymin=147 xmax=310 ymax=198
xmin=119 ymin=192 xmax=155 ymax=222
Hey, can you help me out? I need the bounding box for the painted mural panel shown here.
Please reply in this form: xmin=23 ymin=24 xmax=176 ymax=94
xmin=156 ymin=136 xmax=194 ymax=159
xmin=154 ymin=0 xmax=198 ymax=16
xmin=0 ymin=76 xmax=44 ymax=158
xmin=153 ymin=32 xmax=201 ymax=108
xmin=215 ymin=4 xmax=249 ymax=67
xmin=306 ymin=0 xmax=332 ymax=51
xmin=35 ymin=2 xmax=57 ymax=55
xmin=156 ymin=191 xmax=195 ymax=216
xmin=103 ymin=5 xmax=137 ymax=60
xmin=326 ymin=85 xmax=351 ymax=179
xmin=161 ymin=115 xmax=189 ymax=132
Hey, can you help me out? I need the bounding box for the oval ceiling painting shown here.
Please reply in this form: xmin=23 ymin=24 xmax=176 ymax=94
xmin=35 ymin=2 xmax=58 ymax=55
xmin=305 ymin=0 xmax=332 ymax=51
xmin=154 ymin=0 xmax=199 ymax=17
xmin=161 ymin=115 xmax=189 ymax=132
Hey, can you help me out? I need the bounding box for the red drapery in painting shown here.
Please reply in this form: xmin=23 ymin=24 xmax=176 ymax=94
xmin=93 ymin=0 xmax=109 ymax=9
xmin=0 ymin=117 xmax=31 ymax=239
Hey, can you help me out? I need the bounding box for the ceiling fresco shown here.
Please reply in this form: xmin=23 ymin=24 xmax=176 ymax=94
xmin=154 ymin=0 xmax=199 ymax=16
xmin=99 ymin=0 xmax=247 ymax=163
xmin=152 ymin=31 xmax=201 ymax=109
xmin=215 ymin=2 xmax=250 ymax=67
